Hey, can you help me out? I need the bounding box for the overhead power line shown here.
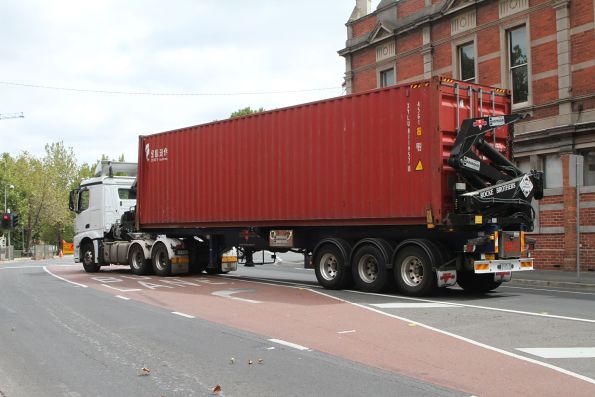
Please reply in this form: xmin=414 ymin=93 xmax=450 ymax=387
xmin=0 ymin=81 xmax=342 ymax=97
xmin=0 ymin=112 xmax=24 ymax=120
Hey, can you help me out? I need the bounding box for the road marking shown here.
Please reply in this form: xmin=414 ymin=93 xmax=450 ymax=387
xmin=102 ymin=284 xmax=142 ymax=292
xmin=211 ymin=289 xmax=262 ymax=304
xmin=229 ymin=274 xmax=595 ymax=323
xmin=308 ymin=288 xmax=595 ymax=386
xmin=43 ymin=266 xmax=88 ymax=288
xmin=268 ymin=338 xmax=310 ymax=351
xmin=337 ymin=330 xmax=356 ymax=334
xmin=516 ymin=348 xmax=595 ymax=359
xmin=371 ymin=302 xmax=461 ymax=309
xmin=116 ymin=295 xmax=130 ymax=300
xmin=348 ymin=290 xmax=595 ymax=324
xmin=172 ymin=312 xmax=195 ymax=319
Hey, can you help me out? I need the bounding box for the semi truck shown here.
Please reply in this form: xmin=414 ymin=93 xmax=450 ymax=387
xmin=69 ymin=76 xmax=543 ymax=296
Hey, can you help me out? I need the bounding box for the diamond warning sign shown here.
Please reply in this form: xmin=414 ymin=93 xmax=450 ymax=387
xmin=415 ymin=160 xmax=424 ymax=171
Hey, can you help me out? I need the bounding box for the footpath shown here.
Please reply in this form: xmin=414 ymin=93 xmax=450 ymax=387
xmin=510 ymin=269 xmax=595 ymax=292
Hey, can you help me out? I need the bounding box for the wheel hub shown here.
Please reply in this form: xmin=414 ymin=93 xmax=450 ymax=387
xmin=401 ymin=256 xmax=424 ymax=287
xmin=320 ymin=253 xmax=338 ymax=281
xmin=358 ymin=254 xmax=378 ymax=283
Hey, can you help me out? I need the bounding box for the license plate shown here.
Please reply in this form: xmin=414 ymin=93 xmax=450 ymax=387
xmin=497 ymin=263 xmax=513 ymax=270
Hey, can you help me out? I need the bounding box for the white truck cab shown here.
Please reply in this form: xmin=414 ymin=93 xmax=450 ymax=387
xmin=70 ymin=161 xmax=137 ymax=268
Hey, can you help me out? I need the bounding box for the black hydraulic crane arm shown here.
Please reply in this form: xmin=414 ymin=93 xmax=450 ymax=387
xmin=447 ymin=115 xmax=544 ymax=229
xmin=448 ymin=114 xmax=522 ymax=188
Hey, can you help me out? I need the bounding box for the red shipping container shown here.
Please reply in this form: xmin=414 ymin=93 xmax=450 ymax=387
xmin=137 ymin=77 xmax=511 ymax=229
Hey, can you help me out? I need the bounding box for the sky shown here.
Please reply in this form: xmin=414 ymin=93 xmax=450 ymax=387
xmin=0 ymin=0 xmax=381 ymax=164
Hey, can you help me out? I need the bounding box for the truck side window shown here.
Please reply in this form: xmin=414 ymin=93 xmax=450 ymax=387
xmin=118 ymin=188 xmax=136 ymax=200
xmin=78 ymin=190 xmax=90 ymax=212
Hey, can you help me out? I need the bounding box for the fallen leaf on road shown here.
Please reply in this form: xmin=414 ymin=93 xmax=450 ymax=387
xmin=138 ymin=367 xmax=151 ymax=376
xmin=212 ymin=384 xmax=222 ymax=395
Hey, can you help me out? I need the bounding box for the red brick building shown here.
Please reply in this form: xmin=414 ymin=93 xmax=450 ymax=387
xmin=339 ymin=0 xmax=595 ymax=271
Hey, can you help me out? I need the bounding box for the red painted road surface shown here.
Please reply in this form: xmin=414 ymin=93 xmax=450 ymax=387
xmin=49 ymin=265 xmax=595 ymax=397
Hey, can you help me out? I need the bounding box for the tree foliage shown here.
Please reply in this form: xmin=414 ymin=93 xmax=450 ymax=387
xmin=0 ymin=144 xmax=111 ymax=253
xmin=230 ymin=106 xmax=265 ymax=118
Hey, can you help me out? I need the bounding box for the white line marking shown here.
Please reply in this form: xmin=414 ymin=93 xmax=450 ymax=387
xmin=102 ymin=284 xmax=142 ymax=292
xmin=516 ymin=348 xmax=595 ymax=359
xmin=116 ymin=295 xmax=130 ymax=301
xmin=172 ymin=312 xmax=195 ymax=319
xmin=308 ymin=288 xmax=595 ymax=386
xmin=371 ymin=302 xmax=461 ymax=309
xmin=337 ymin=330 xmax=356 ymax=334
xmin=500 ymin=285 xmax=595 ymax=296
xmin=268 ymin=338 xmax=310 ymax=351
xmin=43 ymin=266 xmax=88 ymax=288
xmin=211 ymin=289 xmax=262 ymax=304
xmin=347 ymin=290 xmax=595 ymax=324
xmin=228 ymin=275 xmax=595 ymax=323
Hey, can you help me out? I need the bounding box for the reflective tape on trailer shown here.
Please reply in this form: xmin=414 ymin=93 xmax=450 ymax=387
xmin=473 ymin=258 xmax=534 ymax=273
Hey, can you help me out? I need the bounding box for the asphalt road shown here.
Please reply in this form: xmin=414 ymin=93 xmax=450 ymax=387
xmin=1 ymin=256 xmax=595 ymax=397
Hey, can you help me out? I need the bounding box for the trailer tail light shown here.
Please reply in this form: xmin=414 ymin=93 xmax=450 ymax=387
xmin=520 ymin=260 xmax=533 ymax=269
xmin=475 ymin=263 xmax=490 ymax=271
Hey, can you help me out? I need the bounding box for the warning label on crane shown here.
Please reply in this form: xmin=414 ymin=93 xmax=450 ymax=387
xmin=415 ymin=160 xmax=424 ymax=171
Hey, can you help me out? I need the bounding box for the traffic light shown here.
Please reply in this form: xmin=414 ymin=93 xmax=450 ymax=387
xmin=1 ymin=213 xmax=10 ymax=229
xmin=11 ymin=213 xmax=18 ymax=228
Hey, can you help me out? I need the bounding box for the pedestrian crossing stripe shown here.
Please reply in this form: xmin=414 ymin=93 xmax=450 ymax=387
xmin=415 ymin=160 xmax=423 ymax=171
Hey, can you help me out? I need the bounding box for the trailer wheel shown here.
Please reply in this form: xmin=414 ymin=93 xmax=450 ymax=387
xmin=314 ymin=244 xmax=351 ymax=290
xmin=393 ymin=245 xmax=436 ymax=296
xmin=151 ymin=243 xmax=172 ymax=277
xmin=81 ymin=242 xmax=100 ymax=273
xmin=457 ymin=271 xmax=501 ymax=293
xmin=351 ymin=245 xmax=392 ymax=293
xmin=129 ymin=244 xmax=151 ymax=275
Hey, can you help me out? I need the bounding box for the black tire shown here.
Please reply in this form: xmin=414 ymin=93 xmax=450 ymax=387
xmin=314 ymin=244 xmax=352 ymax=290
xmin=81 ymin=242 xmax=100 ymax=273
xmin=129 ymin=244 xmax=151 ymax=275
xmin=457 ymin=271 xmax=502 ymax=293
xmin=206 ymin=268 xmax=229 ymax=275
xmin=393 ymin=245 xmax=437 ymax=296
xmin=351 ymin=245 xmax=392 ymax=293
xmin=151 ymin=243 xmax=172 ymax=277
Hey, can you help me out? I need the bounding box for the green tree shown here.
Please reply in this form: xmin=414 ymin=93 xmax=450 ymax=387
xmin=230 ymin=106 xmax=265 ymax=118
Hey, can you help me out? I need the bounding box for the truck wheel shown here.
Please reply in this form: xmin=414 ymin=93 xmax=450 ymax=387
xmin=393 ymin=245 xmax=436 ymax=296
xmin=81 ymin=242 xmax=100 ymax=273
xmin=151 ymin=243 xmax=172 ymax=277
xmin=351 ymin=245 xmax=392 ymax=293
xmin=314 ymin=244 xmax=352 ymax=290
xmin=457 ymin=271 xmax=501 ymax=293
xmin=129 ymin=244 xmax=151 ymax=275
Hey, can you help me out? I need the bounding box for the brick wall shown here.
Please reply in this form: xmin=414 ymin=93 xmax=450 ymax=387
xmin=342 ymin=0 xmax=595 ymax=272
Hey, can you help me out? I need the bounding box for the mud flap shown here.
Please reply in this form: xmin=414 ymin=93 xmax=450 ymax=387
xmin=437 ymin=270 xmax=457 ymax=287
xmin=494 ymin=271 xmax=512 ymax=283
